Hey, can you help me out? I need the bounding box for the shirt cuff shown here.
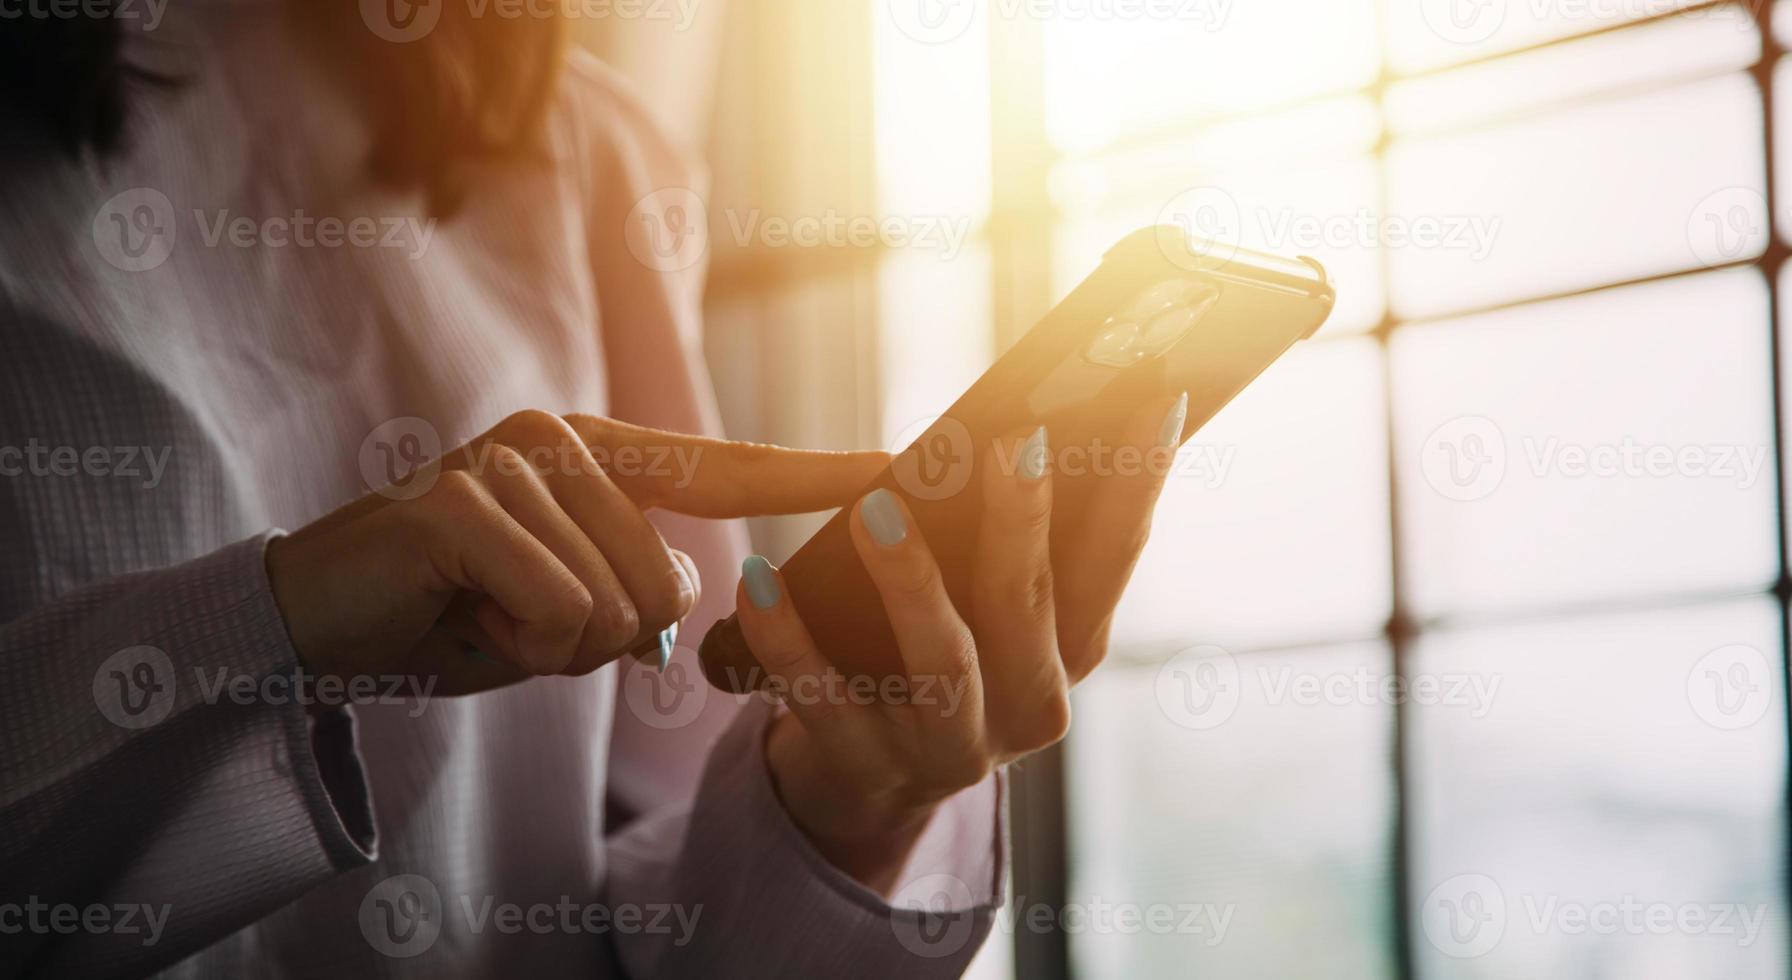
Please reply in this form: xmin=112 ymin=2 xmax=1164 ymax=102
xmin=253 ymin=532 xmax=379 ymax=870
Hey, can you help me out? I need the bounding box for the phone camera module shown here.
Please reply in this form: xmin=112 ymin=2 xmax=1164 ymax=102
xmin=1085 ymin=319 xmax=1144 ymax=368
xmin=1085 ymin=280 xmax=1221 ymax=366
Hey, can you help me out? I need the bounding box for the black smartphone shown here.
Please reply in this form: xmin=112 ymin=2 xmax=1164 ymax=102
xmin=699 ymin=225 xmax=1336 ymax=692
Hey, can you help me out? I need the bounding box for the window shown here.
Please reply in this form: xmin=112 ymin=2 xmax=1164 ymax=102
xmin=863 ymin=1 xmax=1791 ymax=977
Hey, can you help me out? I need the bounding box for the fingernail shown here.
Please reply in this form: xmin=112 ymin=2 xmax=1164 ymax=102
xmin=657 ymin=622 xmax=678 ymax=672
xmin=743 ymin=555 xmax=782 ymax=609
xmin=1020 ymin=426 xmax=1049 ymax=481
xmin=860 ymin=488 xmax=909 ymax=547
xmin=463 ymin=645 xmax=496 ymax=665
xmin=1158 ymin=392 xmax=1189 ymax=449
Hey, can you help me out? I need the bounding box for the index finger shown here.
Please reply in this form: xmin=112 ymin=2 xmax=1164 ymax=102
xmin=565 ymin=414 xmax=890 ymax=518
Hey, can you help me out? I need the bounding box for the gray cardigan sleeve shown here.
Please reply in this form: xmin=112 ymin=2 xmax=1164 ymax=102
xmin=0 ymin=533 xmax=376 ymax=979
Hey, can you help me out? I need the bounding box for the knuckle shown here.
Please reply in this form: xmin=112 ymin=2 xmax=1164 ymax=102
xmin=486 ymin=443 xmax=535 ymax=479
xmin=887 ymin=554 xmax=943 ymax=600
xmin=553 ymin=578 xmax=596 ymax=626
xmin=594 ymin=595 xmax=641 ymax=650
xmin=939 ymin=752 xmax=992 ymax=793
xmin=975 ymin=566 xmax=1055 ymax=626
xmin=429 ymin=469 xmax=485 ymax=510
xmin=1009 ymin=567 xmax=1055 ymax=621
xmin=499 ymin=409 xmax=575 ymax=448
xmin=563 ymin=412 xmax=607 ymax=441
xmin=1120 ymin=521 xmax=1153 ymax=561
xmin=994 ymin=489 xmax=1053 ymax=537
xmin=747 ymin=631 xmax=809 ymax=676
xmin=1021 ymin=689 xmax=1072 ymax=751
xmin=731 ymin=440 xmax=776 ymax=468
xmin=632 ymin=568 xmax=692 ymax=633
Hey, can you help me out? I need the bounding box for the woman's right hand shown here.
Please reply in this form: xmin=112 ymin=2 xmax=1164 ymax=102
xmin=267 ymin=410 xmax=888 ymax=696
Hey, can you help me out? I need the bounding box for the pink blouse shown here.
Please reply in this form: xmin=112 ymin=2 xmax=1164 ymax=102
xmin=0 ymin=5 xmax=1000 ymax=977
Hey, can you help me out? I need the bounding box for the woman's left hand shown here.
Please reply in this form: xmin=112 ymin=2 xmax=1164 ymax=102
xmin=734 ymin=393 xmax=1188 ymax=891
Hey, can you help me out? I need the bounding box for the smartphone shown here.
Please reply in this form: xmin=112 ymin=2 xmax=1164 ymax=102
xmin=698 ymin=225 xmax=1335 ymax=692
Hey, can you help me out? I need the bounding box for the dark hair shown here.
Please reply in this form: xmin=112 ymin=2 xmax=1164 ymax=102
xmin=0 ymin=3 xmax=568 ymax=216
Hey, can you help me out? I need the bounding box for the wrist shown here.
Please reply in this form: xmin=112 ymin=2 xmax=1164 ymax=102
xmin=764 ymin=709 xmax=940 ymax=894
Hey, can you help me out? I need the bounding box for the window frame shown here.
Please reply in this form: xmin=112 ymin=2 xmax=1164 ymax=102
xmin=969 ymin=2 xmax=1792 ymax=977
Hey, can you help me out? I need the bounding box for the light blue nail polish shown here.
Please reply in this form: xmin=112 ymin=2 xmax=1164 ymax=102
xmin=1158 ymin=392 xmax=1190 ymax=449
xmin=860 ymin=488 xmax=909 ymax=547
xmin=464 ymin=646 xmax=496 ymax=665
xmin=1020 ymin=426 xmax=1049 ymax=481
xmin=743 ymin=555 xmax=781 ymax=609
xmin=657 ymin=622 xmax=678 ymax=672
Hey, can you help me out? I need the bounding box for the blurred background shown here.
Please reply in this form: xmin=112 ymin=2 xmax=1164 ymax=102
xmin=592 ymin=0 xmax=1789 ymax=976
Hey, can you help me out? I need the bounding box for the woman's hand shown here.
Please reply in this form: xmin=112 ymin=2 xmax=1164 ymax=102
xmin=267 ymin=410 xmax=887 ymax=696
xmin=735 ymin=394 xmax=1187 ymax=891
